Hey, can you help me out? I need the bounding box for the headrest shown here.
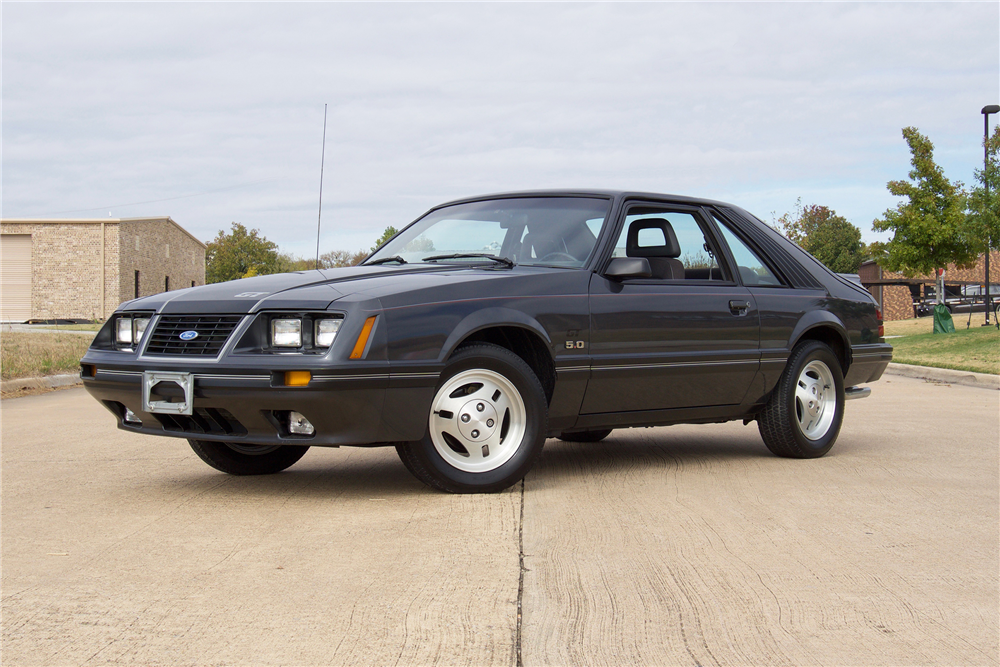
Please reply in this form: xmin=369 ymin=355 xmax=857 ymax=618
xmin=626 ymin=218 xmax=682 ymax=258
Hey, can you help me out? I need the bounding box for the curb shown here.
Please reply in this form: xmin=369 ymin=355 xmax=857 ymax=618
xmin=1 ymin=373 xmax=82 ymax=395
xmin=884 ymin=363 xmax=999 ymax=390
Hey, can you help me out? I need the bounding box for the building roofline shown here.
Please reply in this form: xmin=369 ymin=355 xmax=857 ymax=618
xmin=2 ymin=216 xmax=207 ymax=249
xmin=118 ymin=217 xmax=207 ymax=249
xmin=3 ymin=218 xmax=122 ymax=223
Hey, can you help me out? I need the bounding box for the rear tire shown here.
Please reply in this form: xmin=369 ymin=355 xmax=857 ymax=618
xmin=395 ymin=442 xmax=420 ymax=477
xmin=758 ymin=340 xmax=844 ymax=459
xmin=557 ymin=429 xmax=613 ymax=443
xmin=188 ymin=439 xmax=309 ymax=475
xmin=396 ymin=343 xmax=547 ymax=493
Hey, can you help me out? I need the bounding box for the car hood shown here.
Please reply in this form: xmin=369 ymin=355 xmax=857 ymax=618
xmin=121 ymin=265 xmax=501 ymax=314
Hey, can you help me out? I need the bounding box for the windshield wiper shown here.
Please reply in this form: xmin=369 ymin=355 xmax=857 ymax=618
xmin=421 ymin=253 xmax=515 ymax=268
xmin=366 ymin=256 xmax=407 ymax=265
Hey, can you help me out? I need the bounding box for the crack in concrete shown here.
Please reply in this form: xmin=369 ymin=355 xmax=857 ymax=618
xmin=516 ymin=477 xmax=525 ymax=667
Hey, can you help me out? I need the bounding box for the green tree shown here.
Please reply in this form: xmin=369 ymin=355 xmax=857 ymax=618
xmin=276 ymin=249 xmax=367 ymax=271
xmin=370 ymin=226 xmax=399 ymax=254
xmin=967 ymin=126 xmax=1000 ymax=257
xmin=205 ymin=223 xmax=281 ymax=284
xmin=774 ymin=198 xmax=808 ymax=244
xmin=401 ymin=234 xmax=435 ymax=253
xmin=806 ymin=215 xmax=865 ymax=274
xmin=777 ymin=199 xmax=865 ymax=273
xmin=871 ymin=127 xmax=977 ymax=303
xmin=320 ymin=249 xmax=368 ymax=268
xmin=275 ymin=252 xmax=313 ymax=273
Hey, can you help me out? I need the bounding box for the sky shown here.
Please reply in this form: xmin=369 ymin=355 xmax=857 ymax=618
xmin=4 ymin=2 xmax=998 ymax=259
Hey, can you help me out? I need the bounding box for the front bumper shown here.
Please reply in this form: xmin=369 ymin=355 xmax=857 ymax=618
xmin=81 ymin=361 xmax=437 ymax=447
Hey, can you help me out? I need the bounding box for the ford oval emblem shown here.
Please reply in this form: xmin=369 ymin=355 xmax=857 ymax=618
xmin=179 ymin=331 xmax=199 ymax=341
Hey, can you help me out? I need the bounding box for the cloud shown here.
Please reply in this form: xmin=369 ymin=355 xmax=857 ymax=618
xmin=3 ymin=2 xmax=997 ymax=254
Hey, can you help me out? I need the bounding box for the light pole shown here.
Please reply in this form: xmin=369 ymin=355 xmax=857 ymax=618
xmin=982 ymin=105 xmax=999 ymax=325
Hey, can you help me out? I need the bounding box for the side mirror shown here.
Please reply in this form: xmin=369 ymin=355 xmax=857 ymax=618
xmin=605 ymin=257 xmax=652 ymax=281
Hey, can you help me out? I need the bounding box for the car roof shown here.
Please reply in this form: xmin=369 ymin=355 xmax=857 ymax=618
xmin=434 ymin=189 xmax=736 ymax=211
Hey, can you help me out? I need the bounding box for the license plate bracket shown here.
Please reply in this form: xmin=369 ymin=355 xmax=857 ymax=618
xmin=142 ymin=371 xmax=194 ymax=416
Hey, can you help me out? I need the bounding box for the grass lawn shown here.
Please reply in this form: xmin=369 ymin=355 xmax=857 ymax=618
xmin=884 ymin=318 xmax=999 ymax=375
xmin=1 ymin=332 xmax=96 ymax=381
xmin=43 ymin=322 xmax=103 ymax=332
xmin=883 ymin=317 xmax=942 ymax=337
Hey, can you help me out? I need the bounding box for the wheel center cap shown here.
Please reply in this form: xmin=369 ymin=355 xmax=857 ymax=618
xmin=807 ymin=383 xmax=823 ymax=416
xmin=457 ymin=399 xmax=498 ymax=442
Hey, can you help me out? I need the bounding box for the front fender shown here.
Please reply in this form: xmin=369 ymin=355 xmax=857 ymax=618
xmin=440 ymin=307 xmax=553 ymax=362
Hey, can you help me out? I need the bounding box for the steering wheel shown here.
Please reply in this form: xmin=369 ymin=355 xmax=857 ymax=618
xmin=539 ymin=252 xmax=577 ymax=263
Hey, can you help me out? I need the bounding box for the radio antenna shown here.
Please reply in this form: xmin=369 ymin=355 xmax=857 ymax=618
xmin=315 ymin=103 xmax=328 ymax=270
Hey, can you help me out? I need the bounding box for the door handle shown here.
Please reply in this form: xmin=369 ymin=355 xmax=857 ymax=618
xmin=729 ymin=300 xmax=750 ymax=315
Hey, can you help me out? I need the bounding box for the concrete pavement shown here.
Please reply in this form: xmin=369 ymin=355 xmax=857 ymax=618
xmin=2 ymin=377 xmax=997 ymax=665
xmin=521 ymin=375 xmax=999 ymax=665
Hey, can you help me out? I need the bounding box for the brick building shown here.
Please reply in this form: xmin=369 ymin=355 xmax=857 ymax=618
xmin=1 ymin=217 xmax=205 ymax=322
xmin=859 ymin=250 xmax=1000 ymax=321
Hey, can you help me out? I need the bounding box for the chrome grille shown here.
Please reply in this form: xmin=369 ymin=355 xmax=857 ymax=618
xmin=145 ymin=316 xmax=243 ymax=356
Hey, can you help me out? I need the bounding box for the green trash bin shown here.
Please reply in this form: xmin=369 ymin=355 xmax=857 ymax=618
xmin=932 ymin=303 xmax=955 ymax=334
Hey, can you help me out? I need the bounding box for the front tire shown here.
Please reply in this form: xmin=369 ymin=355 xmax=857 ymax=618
xmin=188 ymin=439 xmax=309 ymax=475
xmin=758 ymin=340 xmax=844 ymax=459
xmin=396 ymin=343 xmax=547 ymax=493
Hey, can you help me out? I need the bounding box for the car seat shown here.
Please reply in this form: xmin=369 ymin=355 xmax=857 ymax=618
xmin=626 ymin=218 xmax=685 ymax=280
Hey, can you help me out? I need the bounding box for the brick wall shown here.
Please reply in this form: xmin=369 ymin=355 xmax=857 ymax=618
xmin=104 ymin=223 xmax=120 ymax=319
xmin=1 ymin=221 xmax=117 ymax=320
xmin=863 ymin=251 xmax=1000 ymax=321
xmin=117 ymin=219 xmax=206 ymax=306
xmin=1 ymin=217 xmax=205 ymax=321
xmin=882 ymin=285 xmax=915 ymax=321
xmin=857 ymin=261 xmax=880 ymax=283
xmin=881 ymin=250 xmax=1000 ymax=284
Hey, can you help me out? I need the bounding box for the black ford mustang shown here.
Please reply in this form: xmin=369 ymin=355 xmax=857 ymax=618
xmin=81 ymin=191 xmax=892 ymax=493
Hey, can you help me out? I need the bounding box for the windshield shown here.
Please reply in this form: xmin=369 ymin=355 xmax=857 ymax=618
xmin=366 ymin=197 xmax=612 ymax=268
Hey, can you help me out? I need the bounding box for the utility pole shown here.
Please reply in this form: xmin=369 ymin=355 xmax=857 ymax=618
xmin=316 ymin=103 xmax=328 ymax=271
xmin=982 ymin=105 xmax=999 ymax=324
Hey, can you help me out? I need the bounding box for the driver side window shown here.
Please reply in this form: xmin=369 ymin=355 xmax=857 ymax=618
xmin=612 ymin=209 xmax=726 ymax=281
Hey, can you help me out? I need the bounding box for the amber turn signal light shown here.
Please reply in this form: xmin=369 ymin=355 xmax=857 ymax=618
xmin=350 ymin=316 xmax=377 ymax=360
xmin=284 ymin=370 xmax=312 ymax=387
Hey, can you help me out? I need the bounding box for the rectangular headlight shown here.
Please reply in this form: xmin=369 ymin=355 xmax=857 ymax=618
xmin=271 ymin=318 xmax=302 ymax=347
xmin=116 ymin=317 xmax=133 ymax=345
xmin=315 ymin=318 xmax=342 ymax=347
xmin=133 ymin=317 xmax=150 ymax=343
